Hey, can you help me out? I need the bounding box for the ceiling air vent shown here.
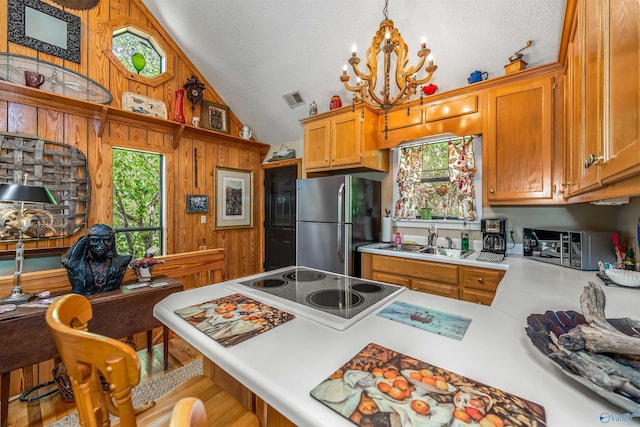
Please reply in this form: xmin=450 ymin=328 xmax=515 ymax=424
xmin=283 ymin=91 xmax=305 ymax=108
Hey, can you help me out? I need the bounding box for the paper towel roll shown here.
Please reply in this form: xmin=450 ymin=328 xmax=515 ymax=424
xmin=381 ymin=217 xmax=392 ymax=242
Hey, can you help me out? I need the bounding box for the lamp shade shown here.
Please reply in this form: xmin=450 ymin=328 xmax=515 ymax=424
xmin=0 ymin=183 xmax=57 ymax=204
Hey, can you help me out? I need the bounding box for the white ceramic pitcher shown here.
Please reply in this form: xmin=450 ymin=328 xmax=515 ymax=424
xmin=240 ymin=125 xmax=253 ymax=139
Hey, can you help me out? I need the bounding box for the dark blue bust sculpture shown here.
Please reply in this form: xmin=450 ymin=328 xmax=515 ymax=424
xmin=62 ymin=223 xmax=132 ymax=295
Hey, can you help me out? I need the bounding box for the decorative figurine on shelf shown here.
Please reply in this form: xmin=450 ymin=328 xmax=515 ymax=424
xmin=62 ymin=224 xmax=132 ymax=295
xmin=309 ymin=100 xmax=318 ymax=116
xmin=329 ymin=95 xmax=342 ymax=110
xmin=129 ymin=246 xmax=165 ymax=282
xmin=422 ymin=83 xmax=438 ymax=96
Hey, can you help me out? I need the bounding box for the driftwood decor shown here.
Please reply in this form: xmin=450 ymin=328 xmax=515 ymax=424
xmin=526 ymin=282 xmax=640 ymax=412
xmin=0 ymin=132 xmax=90 ymax=240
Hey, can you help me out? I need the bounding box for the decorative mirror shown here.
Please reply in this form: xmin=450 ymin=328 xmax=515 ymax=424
xmin=8 ymin=0 xmax=81 ymax=63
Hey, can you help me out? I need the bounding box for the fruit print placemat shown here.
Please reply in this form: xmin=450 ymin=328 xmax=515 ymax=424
xmin=310 ymin=343 xmax=546 ymax=427
xmin=174 ymin=293 xmax=294 ymax=347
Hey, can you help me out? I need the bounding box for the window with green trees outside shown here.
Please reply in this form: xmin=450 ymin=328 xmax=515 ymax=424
xmin=112 ymin=148 xmax=164 ymax=258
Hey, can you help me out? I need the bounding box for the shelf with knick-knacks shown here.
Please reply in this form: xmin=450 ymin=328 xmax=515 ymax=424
xmin=0 ymin=79 xmax=270 ymax=154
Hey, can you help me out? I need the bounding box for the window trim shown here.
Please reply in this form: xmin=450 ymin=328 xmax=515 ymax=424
xmin=105 ymin=18 xmax=174 ymax=87
xmin=391 ymin=134 xmax=483 ymax=228
xmin=111 ymin=147 xmax=166 ymax=257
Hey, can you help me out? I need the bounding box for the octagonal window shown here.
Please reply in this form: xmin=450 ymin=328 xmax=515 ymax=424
xmin=112 ymin=26 xmax=165 ymax=78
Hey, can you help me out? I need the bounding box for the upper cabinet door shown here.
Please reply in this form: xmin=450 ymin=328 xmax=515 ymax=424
xmin=331 ymin=110 xmax=362 ymax=167
xmin=601 ymin=0 xmax=640 ymax=183
xmin=303 ymin=118 xmax=331 ymax=170
xmin=483 ymin=74 xmax=556 ymax=203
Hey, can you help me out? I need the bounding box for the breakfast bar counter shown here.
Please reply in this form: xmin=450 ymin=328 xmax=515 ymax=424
xmin=154 ymin=262 xmax=640 ymax=427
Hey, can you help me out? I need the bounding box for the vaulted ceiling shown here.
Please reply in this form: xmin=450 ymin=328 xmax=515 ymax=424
xmin=141 ymin=0 xmax=567 ymax=146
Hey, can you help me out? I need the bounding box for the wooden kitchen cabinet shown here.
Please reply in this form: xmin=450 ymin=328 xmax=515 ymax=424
xmin=459 ymin=266 xmax=505 ymax=305
xmin=379 ymin=93 xmax=482 ymax=149
xmin=563 ymin=0 xmax=640 ymax=198
xmin=483 ymin=72 xmax=559 ymax=204
xmin=362 ymin=253 xmax=458 ymax=298
xmin=600 ymin=0 xmax=640 ymax=184
xmin=360 ymin=253 xmax=504 ymax=304
xmin=301 ymin=105 xmax=388 ymax=175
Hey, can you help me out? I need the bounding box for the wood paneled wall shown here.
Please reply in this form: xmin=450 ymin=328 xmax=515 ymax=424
xmin=0 ymin=0 xmax=269 ymax=283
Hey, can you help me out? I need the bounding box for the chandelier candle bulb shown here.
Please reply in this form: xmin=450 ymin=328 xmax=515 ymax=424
xmin=421 ymin=35 xmax=426 ymax=48
xmin=352 ymin=43 xmax=357 ymax=56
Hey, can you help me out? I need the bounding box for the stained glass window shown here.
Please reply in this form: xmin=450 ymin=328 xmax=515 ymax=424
xmin=112 ymin=26 xmax=165 ymax=78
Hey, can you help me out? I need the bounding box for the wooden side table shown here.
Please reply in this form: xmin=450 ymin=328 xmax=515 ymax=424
xmin=0 ymin=277 xmax=182 ymax=427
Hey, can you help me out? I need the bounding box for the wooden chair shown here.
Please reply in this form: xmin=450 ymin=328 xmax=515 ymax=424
xmin=45 ymin=293 xmax=260 ymax=427
xmin=169 ymin=398 xmax=207 ymax=427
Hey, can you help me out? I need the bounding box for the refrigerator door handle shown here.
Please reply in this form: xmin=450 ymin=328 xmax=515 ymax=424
xmin=337 ymin=183 xmax=345 ymax=262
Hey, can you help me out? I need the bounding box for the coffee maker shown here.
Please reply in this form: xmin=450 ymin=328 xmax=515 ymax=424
xmin=481 ymin=218 xmax=507 ymax=255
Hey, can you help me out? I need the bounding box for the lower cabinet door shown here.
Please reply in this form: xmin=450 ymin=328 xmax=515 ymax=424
xmin=372 ymin=272 xmax=411 ymax=288
xmin=412 ymin=279 xmax=458 ymax=299
xmin=460 ymin=288 xmax=495 ymax=305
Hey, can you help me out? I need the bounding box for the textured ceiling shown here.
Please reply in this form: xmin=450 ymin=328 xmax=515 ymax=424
xmin=141 ymin=0 xmax=567 ymax=146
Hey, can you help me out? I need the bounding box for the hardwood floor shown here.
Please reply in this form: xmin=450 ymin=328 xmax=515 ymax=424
xmin=7 ymin=337 xmax=201 ymax=427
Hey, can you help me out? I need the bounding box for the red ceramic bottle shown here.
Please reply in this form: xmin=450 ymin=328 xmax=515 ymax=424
xmin=173 ymin=89 xmax=186 ymax=124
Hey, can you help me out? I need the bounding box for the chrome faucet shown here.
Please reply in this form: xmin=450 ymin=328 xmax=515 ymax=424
xmin=445 ymin=236 xmax=454 ymax=249
xmin=428 ymin=225 xmax=437 ymax=247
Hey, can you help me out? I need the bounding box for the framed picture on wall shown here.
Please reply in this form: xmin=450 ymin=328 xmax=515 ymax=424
xmin=202 ymin=101 xmax=230 ymax=134
xmin=214 ymin=167 xmax=253 ymax=229
xmin=186 ymin=194 xmax=209 ymax=213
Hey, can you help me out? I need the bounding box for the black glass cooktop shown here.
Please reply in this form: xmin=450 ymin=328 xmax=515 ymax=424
xmin=235 ymin=267 xmax=404 ymax=329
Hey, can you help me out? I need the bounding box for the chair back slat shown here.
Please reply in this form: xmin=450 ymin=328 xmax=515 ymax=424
xmin=46 ymin=293 xmax=142 ymax=427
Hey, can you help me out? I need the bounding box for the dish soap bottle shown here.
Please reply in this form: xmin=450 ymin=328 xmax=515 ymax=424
xmin=461 ymin=220 xmax=470 ymax=251
xmin=394 ymin=232 xmax=403 ymax=250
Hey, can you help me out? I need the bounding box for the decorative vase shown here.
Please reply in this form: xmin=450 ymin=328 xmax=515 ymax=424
xmin=173 ymin=89 xmax=186 ymax=124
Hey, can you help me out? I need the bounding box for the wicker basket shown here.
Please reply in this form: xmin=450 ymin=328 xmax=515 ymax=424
xmin=0 ymin=132 xmax=90 ymax=241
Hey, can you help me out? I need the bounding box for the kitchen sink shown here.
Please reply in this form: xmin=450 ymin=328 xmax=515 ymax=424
xmin=377 ymin=244 xmax=473 ymax=259
xmin=421 ymin=247 xmax=474 ymax=259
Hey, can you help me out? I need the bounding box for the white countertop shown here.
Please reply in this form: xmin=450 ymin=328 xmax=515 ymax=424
xmin=154 ymin=255 xmax=640 ymax=427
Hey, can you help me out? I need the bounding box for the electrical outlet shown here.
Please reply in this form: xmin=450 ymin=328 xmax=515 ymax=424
xmin=201 ymin=215 xmax=207 ymax=224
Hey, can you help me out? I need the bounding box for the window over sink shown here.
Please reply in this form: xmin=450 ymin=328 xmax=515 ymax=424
xmin=392 ymin=135 xmax=482 ymax=225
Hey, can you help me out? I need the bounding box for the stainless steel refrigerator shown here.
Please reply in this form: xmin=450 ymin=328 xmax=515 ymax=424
xmin=296 ymin=175 xmax=381 ymax=276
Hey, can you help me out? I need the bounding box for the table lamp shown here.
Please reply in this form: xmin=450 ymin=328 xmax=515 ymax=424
xmin=0 ymin=176 xmax=57 ymax=303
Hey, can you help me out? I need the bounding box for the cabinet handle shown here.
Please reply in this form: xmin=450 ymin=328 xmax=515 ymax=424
xmin=477 ymin=278 xmax=484 ymax=283
xmin=489 ymin=189 xmax=495 ymax=194
xmin=331 ymin=157 xmax=335 ymax=161
xmin=584 ymin=154 xmax=604 ymax=169
xmin=325 ymin=159 xmax=329 ymax=163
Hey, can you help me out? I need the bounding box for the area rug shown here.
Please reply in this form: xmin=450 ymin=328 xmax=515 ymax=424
xmin=46 ymin=358 xmax=203 ymax=426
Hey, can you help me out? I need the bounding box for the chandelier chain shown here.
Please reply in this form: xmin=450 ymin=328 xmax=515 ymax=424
xmin=383 ymin=0 xmax=389 ymax=20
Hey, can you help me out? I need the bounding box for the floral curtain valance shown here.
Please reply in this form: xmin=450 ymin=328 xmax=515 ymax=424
xmin=394 ymin=136 xmax=477 ymax=220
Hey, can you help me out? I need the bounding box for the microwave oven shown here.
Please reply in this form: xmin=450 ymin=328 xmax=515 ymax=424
xmin=522 ymin=227 xmax=617 ymax=271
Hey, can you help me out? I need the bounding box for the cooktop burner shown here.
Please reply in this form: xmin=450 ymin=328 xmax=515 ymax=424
xmin=253 ymin=279 xmax=287 ymax=288
xmin=232 ymin=266 xmax=405 ymax=330
xmin=283 ymin=270 xmax=325 ymax=282
xmin=307 ymin=289 xmax=362 ymax=309
xmin=350 ymin=282 xmax=384 ymax=293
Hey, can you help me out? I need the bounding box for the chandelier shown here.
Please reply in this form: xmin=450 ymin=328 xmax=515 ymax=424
xmin=340 ymin=0 xmax=437 ymax=137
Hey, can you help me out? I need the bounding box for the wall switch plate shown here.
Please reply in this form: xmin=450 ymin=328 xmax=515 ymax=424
xmin=201 ymin=215 xmax=207 ymax=224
